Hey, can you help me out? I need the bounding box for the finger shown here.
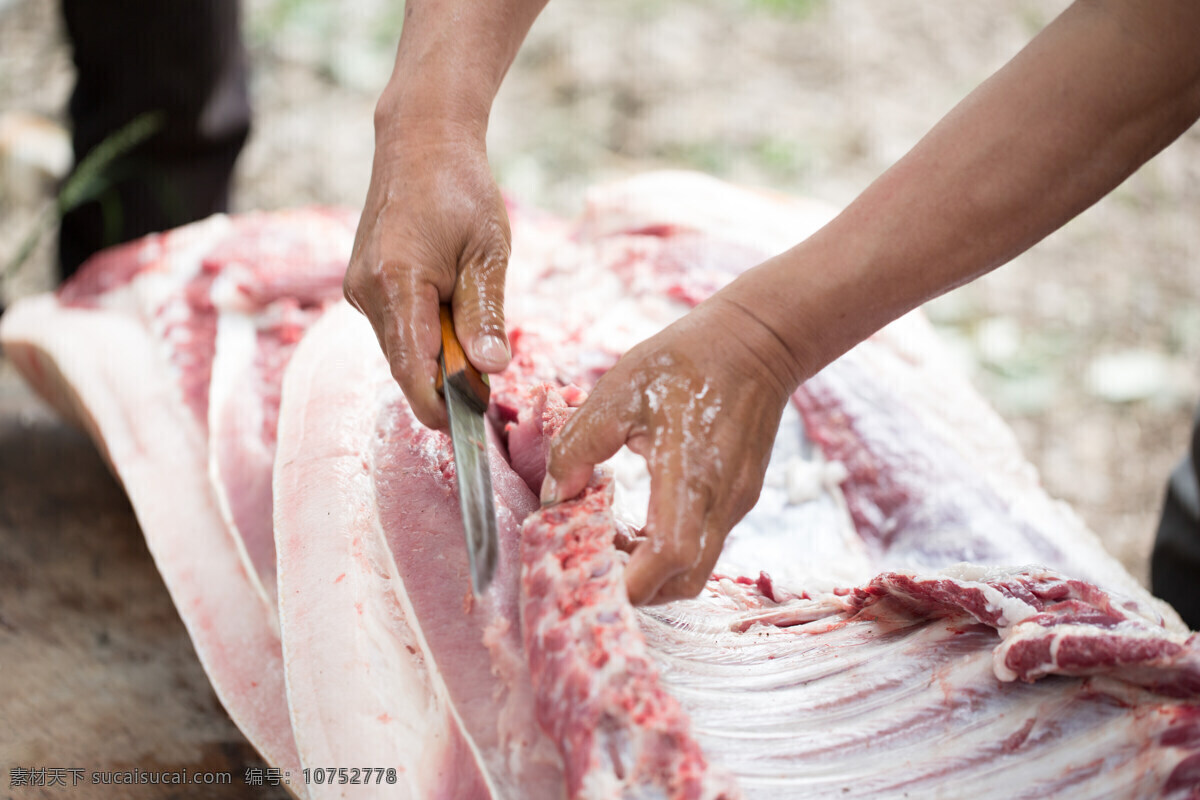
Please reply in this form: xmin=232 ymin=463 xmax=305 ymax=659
xmin=642 ymin=468 xmax=764 ymax=604
xmin=624 ymin=447 xmax=711 ymax=605
xmin=641 ymin=516 xmax=726 ymax=604
xmin=343 ymin=258 xmax=395 ymax=364
xmin=542 ymin=388 xmax=632 ymax=505
xmin=345 ymin=237 xmax=445 ymax=427
xmin=381 ymin=277 xmax=448 ymax=429
xmin=453 ymin=219 xmax=512 ymax=374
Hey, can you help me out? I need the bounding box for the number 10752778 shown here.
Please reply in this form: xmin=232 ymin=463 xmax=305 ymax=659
xmin=302 ymin=767 xmax=398 ymax=785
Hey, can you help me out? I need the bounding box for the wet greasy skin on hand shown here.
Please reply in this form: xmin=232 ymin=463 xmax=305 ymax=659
xmin=546 ymin=299 xmax=793 ymax=605
xmin=344 ymin=134 xmax=512 ymax=430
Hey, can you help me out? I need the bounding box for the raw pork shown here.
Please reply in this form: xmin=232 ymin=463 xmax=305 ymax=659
xmin=5 ymin=172 xmax=1200 ymax=799
xmin=270 ymin=174 xmax=1199 ymax=798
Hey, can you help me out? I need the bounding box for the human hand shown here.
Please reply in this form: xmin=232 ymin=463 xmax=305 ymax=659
xmin=345 ymin=125 xmax=511 ymax=429
xmin=541 ymin=295 xmax=800 ymax=605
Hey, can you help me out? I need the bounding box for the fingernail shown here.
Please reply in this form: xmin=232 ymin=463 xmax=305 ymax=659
xmin=472 ymin=335 xmax=509 ymax=369
xmin=540 ymin=475 xmax=560 ymax=506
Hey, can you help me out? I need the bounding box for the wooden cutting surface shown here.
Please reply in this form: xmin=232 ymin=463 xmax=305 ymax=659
xmin=0 ymin=358 xmax=291 ymax=800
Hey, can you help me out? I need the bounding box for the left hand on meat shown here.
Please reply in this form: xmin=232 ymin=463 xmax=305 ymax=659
xmin=541 ymin=295 xmax=798 ymax=605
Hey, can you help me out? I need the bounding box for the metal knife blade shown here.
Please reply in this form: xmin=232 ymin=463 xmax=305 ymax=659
xmin=437 ymin=306 xmax=499 ymax=594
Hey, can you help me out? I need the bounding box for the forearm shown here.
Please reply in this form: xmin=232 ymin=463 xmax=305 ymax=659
xmin=376 ymin=0 xmax=550 ymax=139
xmin=737 ymin=0 xmax=1200 ymax=386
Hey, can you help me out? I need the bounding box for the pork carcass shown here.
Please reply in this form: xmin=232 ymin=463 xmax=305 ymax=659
xmin=4 ymin=172 xmax=1199 ymax=799
xmin=273 ymin=173 xmax=1199 ymax=798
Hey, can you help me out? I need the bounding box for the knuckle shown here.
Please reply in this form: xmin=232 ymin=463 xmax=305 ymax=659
xmin=387 ymin=340 xmax=432 ymax=389
xmin=473 ymin=226 xmax=511 ymax=272
xmin=454 ymin=295 xmax=507 ymax=339
xmin=342 ymin=265 xmax=369 ymax=308
xmin=385 ymin=333 xmax=427 ymax=384
xmin=732 ymin=465 xmax=767 ymax=515
xmin=390 ymin=366 xmax=427 ymax=410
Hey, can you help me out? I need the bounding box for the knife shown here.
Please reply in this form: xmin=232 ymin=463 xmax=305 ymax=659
xmin=436 ymin=305 xmax=499 ymax=595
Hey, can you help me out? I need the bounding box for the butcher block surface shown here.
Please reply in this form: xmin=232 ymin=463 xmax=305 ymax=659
xmin=0 ymin=359 xmax=288 ymax=800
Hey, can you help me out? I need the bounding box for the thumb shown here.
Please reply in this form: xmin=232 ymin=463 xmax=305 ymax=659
xmin=543 ymin=393 xmax=631 ymax=505
xmin=453 ymin=227 xmax=512 ymax=374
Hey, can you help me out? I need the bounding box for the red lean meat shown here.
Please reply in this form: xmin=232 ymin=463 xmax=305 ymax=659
xmin=4 ymin=172 xmax=1200 ymax=798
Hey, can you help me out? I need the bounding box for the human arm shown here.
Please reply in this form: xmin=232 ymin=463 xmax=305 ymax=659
xmin=545 ymin=0 xmax=1200 ymax=604
xmin=345 ymin=0 xmax=550 ymax=428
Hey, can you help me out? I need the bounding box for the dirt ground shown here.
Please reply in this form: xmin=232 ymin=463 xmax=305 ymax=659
xmin=4 ymin=0 xmax=1200 ymax=585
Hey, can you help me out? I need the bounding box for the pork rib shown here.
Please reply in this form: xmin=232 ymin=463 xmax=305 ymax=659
xmin=522 ymin=475 xmax=740 ymax=800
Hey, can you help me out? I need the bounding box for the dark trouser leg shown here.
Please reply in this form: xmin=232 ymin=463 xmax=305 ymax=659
xmin=58 ymin=0 xmax=250 ymax=279
xmin=1152 ymin=406 xmax=1200 ymax=630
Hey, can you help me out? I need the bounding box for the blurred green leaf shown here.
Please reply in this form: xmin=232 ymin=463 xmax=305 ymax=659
xmin=4 ymin=111 xmax=163 ymax=282
xmin=55 ymin=111 xmax=164 ymax=213
xmin=753 ymin=136 xmax=812 ymax=181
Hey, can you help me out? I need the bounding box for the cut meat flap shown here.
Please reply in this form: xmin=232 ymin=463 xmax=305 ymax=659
xmin=1 ymin=208 xmax=356 ymax=793
xmin=847 ymin=567 xmax=1200 ymax=693
xmin=7 ymin=172 xmax=1200 ymax=799
xmin=369 ymin=375 xmax=567 ymax=798
xmin=203 ymin=211 xmax=357 ymax=611
xmin=209 ymin=298 xmax=325 ymax=605
xmin=276 ymin=303 xmax=567 ymax=799
xmin=273 ymin=304 xmax=493 ymax=799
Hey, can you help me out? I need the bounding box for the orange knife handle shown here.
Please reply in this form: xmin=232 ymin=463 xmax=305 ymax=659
xmin=437 ymin=305 xmax=491 ymax=412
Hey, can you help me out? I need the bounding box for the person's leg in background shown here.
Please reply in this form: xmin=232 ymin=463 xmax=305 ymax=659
xmin=58 ymin=0 xmax=250 ymax=279
xmin=1152 ymin=406 xmax=1200 ymax=630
